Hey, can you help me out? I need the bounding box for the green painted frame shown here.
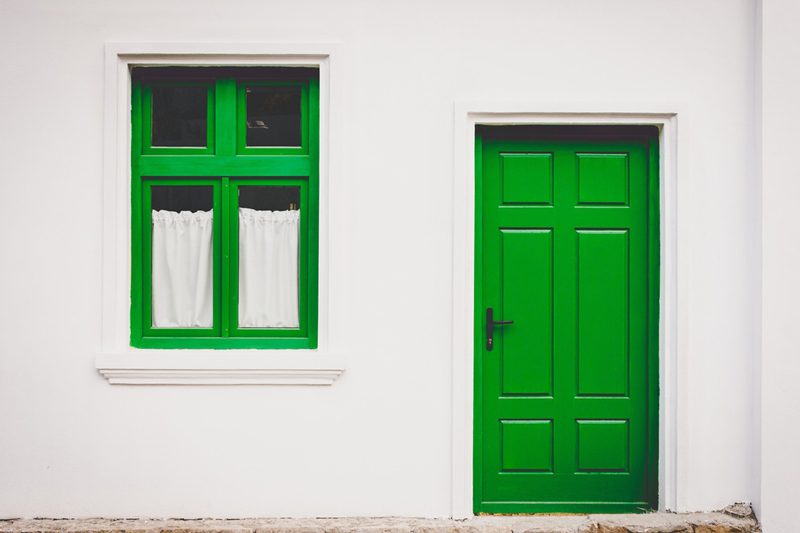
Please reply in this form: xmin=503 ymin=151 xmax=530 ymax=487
xmin=141 ymin=82 xmax=216 ymax=155
xmin=130 ymin=67 xmax=319 ymax=350
xmin=472 ymin=125 xmax=660 ymax=514
xmin=236 ymin=81 xmax=309 ymax=155
xmin=645 ymin=135 xmax=660 ymax=510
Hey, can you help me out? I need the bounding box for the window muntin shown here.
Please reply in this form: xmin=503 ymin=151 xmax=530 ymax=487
xmin=130 ymin=67 xmax=319 ymax=349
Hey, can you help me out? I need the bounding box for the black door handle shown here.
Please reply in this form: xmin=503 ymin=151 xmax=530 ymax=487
xmin=486 ymin=307 xmax=514 ymax=351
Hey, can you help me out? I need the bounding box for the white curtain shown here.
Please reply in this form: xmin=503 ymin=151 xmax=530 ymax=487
xmin=238 ymin=208 xmax=300 ymax=328
xmin=151 ymin=210 xmax=213 ymax=328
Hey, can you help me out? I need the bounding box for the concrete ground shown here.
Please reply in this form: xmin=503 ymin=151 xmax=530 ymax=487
xmin=0 ymin=504 xmax=760 ymax=533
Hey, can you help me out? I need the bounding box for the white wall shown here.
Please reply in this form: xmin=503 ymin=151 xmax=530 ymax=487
xmin=0 ymin=0 xmax=760 ymax=519
xmin=760 ymin=0 xmax=800 ymax=531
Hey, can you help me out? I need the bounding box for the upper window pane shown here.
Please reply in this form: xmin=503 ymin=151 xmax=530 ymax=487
xmin=152 ymin=86 xmax=207 ymax=147
xmin=246 ymin=86 xmax=302 ymax=147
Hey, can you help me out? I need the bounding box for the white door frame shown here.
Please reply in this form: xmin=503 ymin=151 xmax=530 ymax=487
xmin=450 ymin=103 xmax=684 ymax=518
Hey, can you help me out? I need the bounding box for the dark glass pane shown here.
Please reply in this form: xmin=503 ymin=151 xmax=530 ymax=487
xmin=239 ymin=185 xmax=300 ymax=211
xmin=152 ymin=185 xmax=213 ymax=212
xmin=245 ymin=87 xmax=302 ymax=147
xmin=151 ymin=86 xmax=207 ymax=147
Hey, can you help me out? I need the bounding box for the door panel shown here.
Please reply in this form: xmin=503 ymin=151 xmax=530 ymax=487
xmin=501 ymin=153 xmax=554 ymax=205
xmin=475 ymin=127 xmax=658 ymax=514
xmin=577 ymin=229 xmax=629 ymax=396
xmin=501 ymin=229 xmax=553 ymax=396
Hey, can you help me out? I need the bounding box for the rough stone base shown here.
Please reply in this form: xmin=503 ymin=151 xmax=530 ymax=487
xmin=0 ymin=504 xmax=760 ymax=533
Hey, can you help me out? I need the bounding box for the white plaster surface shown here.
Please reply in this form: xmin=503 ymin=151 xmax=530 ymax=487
xmin=760 ymin=1 xmax=800 ymax=532
xmin=0 ymin=0 xmax=763 ymax=520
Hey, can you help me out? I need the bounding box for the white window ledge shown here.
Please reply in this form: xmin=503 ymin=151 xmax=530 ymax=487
xmin=95 ymin=352 xmax=345 ymax=385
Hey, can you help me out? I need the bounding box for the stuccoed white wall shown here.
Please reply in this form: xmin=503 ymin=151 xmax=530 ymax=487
xmin=0 ymin=0 xmax=759 ymax=518
xmin=760 ymin=1 xmax=800 ymax=532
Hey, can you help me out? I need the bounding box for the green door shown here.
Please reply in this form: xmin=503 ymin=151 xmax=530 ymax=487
xmin=475 ymin=126 xmax=659 ymax=513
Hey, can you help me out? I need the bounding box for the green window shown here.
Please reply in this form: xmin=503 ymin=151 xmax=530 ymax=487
xmin=130 ymin=67 xmax=319 ymax=349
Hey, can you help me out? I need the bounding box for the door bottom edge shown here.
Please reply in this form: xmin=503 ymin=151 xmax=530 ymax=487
xmin=475 ymin=501 xmax=653 ymax=514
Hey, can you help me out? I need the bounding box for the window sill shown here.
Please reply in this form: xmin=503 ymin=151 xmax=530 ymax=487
xmin=95 ymin=351 xmax=344 ymax=385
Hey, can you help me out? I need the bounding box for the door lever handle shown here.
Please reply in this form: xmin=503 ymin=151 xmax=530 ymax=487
xmin=486 ymin=307 xmax=514 ymax=351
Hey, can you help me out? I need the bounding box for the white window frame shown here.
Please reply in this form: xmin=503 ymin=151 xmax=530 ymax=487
xmin=96 ymin=43 xmax=344 ymax=385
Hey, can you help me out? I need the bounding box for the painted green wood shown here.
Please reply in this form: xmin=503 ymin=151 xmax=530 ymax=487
xmin=646 ymin=137 xmax=660 ymax=507
xmin=501 ymin=420 xmax=553 ymax=471
xmin=137 ymin=156 xmax=311 ymax=177
xmin=221 ymin=177 xmax=232 ymax=338
xmin=577 ymin=420 xmax=629 ymax=471
xmin=501 ymin=154 xmax=553 ymax=205
xmin=216 ymin=79 xmax=237 ymax=157
xmin=501 ymin=229 xmax=553 ymax=396
xmin=577 ymin=230 xmax=629 ymax=395
xmin=306 ymin=77 xmax=320 ymax=345
xmin=135 ymin=337 xmax=314 ymax=349
xmin=130 ymin=82 xmax=144 ymax=344
xmin=475 ymin=127 xmax=659 ymax=514
xmin=473 ymin=132 xmax=485 ymax=506
xmin=130 ymin=68 xmax=319 ymax=349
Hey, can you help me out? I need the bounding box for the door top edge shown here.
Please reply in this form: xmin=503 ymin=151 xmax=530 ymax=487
xmin=476 ymin=124 xmax=659 ymax=143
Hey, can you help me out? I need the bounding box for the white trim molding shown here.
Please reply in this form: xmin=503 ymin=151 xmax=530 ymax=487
xmin=96 ymin=352 xmax=344 ymax=385
xmin=450 ymin=102 xmax=685 ymax=517
xmin=99 ymin=43 xmax=344 ymax=385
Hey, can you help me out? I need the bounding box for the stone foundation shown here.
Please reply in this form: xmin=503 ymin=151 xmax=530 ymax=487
xmin=0 ymin=505 xmax=760 ymax=533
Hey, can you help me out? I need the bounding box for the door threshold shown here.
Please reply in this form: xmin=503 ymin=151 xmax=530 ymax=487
xmin=0 ymin=504 xmax=759 ymax=533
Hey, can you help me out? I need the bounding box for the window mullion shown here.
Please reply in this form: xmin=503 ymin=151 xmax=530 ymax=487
xmin=216 ymin=78 xmax=235 ymax=336
xmin=221 ymin=176 xmax=231 ymax=337
xmin=215 ymin=79 xmax=236 ymax=156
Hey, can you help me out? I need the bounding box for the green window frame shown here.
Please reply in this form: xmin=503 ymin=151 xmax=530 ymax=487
xmin=130 ymin=67 xmax=319 ymax=349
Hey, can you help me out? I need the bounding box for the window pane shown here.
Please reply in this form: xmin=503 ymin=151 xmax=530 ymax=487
xmin=238 ymin=186 xmax=300 ymax=328
xmin=152 ymin=185 xmax=213 ymax=212
xmin=151 ymin=186 xmax=213 ymax=328
xmin=239 ymin=185 xmax=300 ymax=211
xmin=245 ymin=87 xmax=302 ymax=147
xmin=151 ymin=86 xmax=207 ymax=147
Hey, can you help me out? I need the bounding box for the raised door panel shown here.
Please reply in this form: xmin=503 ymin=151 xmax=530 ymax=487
xmin=501 ymin=153 xmax=554 ymax=205
xmin=576 ymin=230 xmax=630 ymax=397
xmin=501 ymin=229 xmax=553 ymax=396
